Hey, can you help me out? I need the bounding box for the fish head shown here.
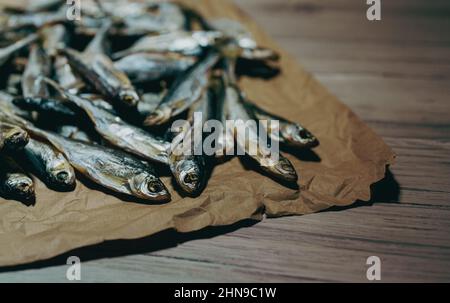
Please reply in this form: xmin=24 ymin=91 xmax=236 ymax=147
xmin=3 ymin=127 xmax=29 ymax=150
xmin=118 ymin=89 xmax=139 ymax=107
xmin=281 ymin=124 xmax=319 ymax=148
xmin=129 ymin=173 xmax=170 ymax=202
xmin=270 ymin=156 xmax=298 ymax=183
xmin=174 ymin=157 xmax=205 ymax=195
xmin=144 ymin=106 xmax=172 ymax=126
xmin=48 ymin=162 xmax=76 ymax=191
xmin=4 ymin=174 xmax=34 ymax=200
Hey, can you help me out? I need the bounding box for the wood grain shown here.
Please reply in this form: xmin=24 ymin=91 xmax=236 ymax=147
xmin=0 ymin=0 xmax=449 ymax=282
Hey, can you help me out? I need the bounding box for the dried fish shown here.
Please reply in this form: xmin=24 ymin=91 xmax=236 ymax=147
xmin=39 ymin=23 xmax=84 ymax=93
xmin=44 ymin=78 xmax=170 ymax=164
xmin=21 ymin=44 xmax=51 ymax=98
xmin=0 ymin=90 xmax=30 ymax=118
xmin=0 ymin=109 xmax=170 ymax=201
xmin=2 ymin=0 xmax=64 ymax=14
xmin=113 ymin=31 xmax=223 ymax=59
xmin=27 ymin=0 xmax=64 ymax=12
xmin=223 ymin=61 xmax=298 ymax=183
xmin=138 ymin=92 xmax=165 ymax=117
xmin=167 ymin=90 xmax=214 ymax=195
xmin=13 ymin=96 xmax=77 ymax=119
xmin=21 ymin=137 xmax=76 ymax=191
xmin=0 ymin=33 xmax=38 ymax=68
xmin=54 ymin=55 xmax=84 ymax=94
xmin=114 ymin=53 xmax=196 ymax=83
xmin=40 ymin=23 xmax=67 ymax=57
xmin=208 ymin=18 xmax=279 ymax=61
xmin=58 ymin=26 xmax=140 ymax=107
xmin=118 ymin=2 xmax=186 ymax=35
xmin=29 ymin=128 xmax=170 ymax=201
xmin=0 ymin=155 xmax=34 ymax=202
xmin=1 ymin=10 xmax=65 ymax=31
xmin=244 ymin=101 xmax=319 ymax=149
xmin=0 ymin=122 xmax=29 ymax=151
xmin=82 ymin=0 xmax=185 ymax=34
xmin=209 ymin=19 xmax=257 ymax=50
xmin=145 ymin=52 xmax=220 ymax=126
xmin=210 ymin=74 xmax=234 ymax=157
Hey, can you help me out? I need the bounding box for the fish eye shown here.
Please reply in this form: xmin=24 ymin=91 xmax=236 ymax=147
xmin=183 ymin=173 xmax=199 ymax=185
xmin=279 ymin=160 xmax=294 ymax=172
xmin=298 ymin=128 xmax=315 ymax=141
xmin=56 ymin=171 xmax=69 ymax=182
xmin=15 ymin=181 xmax=32 ymax=194
xmin=8 ymin=131 xmax=25 ymax=142
xmin=119 ymin=91 xmax=138 ymax=106
xmin=147 ymin=181 xmax=163 ymax=193
xmin=123 ymin=95 xmax=135 ymax=103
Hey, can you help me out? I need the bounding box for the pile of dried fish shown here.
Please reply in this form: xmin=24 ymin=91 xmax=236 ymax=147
xmin=0 ymin=0 xmax=318 ymax=204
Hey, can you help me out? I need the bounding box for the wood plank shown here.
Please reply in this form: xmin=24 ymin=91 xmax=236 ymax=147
xmin=238 ymin=0 xmax=450 ymax=11
xmin=276 ymin=39 xmax=450 ymax=79
xmin=234 ymin=1 xmax=450 ymax=45
xmin=316 ymin=75 xmax=450 ymax=127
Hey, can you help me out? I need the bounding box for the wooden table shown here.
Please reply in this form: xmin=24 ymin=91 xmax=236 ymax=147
xmin=0 ymin=0 xmax=449 ymax=282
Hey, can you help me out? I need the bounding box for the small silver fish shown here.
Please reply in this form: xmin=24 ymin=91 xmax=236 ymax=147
xmin=243 ymin=101 xmax=319 ymax=149
xmin=21 ymin=44 xmax=51 ymax=98
xmin=6 ymin=115 xmax=170 ymax=202
xmin=22 ymin=137 xmax=76 ymax=191
xmin=0 ymin=33 xmax=38 ymax=68
xmin=37 ymin=130 xmax=170 ymax=201
xmin=223 ymin=60 xmax=298 ymax=183
xmin=13 ymin=96 xmax=77 ymax=119
xmin=54 ymin=55 xmax=84 ymax=94
xmin=138 ymin=91 xmax=165 ymax=117
xmin=209 ymin=19 xmax=257 ymax=50
xmin=167 ymin=89 xmax=214 ymax=195
xmin=145 ymin=52 xmax=220 ymax=126
xmin=3 ymin=0 xmax=64 ymax=13
xmin=0 ymin=122 xmax=29 ymax=151
xmin=82 ymin=0 xmax=185 ymax=35
xmin=0 ymin=155 xmax=34 ymax=202
xmin=114 ymin=53 xmax=197 ymax=83
xmin=112 ymin=31 xmax=223 ymax=59
xmin=56 ymin=19 xmax=140 ymax=106
xmin=1 ymin=10 xmax=65 ymax=31
xmin=40 ymin=23 xmax=67 ymax=57
xmin=117 ymin=2 xmax=186 ymax=36
xmin=209 ymin=19 xmax=279 ymax=61
xmin=44 ymin=78 xmax=170 ymax=164
xmin=210 ymin=74 xmax=235 ymax=157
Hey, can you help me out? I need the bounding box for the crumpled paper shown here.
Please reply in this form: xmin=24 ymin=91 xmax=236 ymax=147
xmin=0 ymin=0 xmax=395 ymax=267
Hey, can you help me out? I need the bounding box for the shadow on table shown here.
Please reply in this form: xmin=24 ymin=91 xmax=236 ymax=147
xmin=325 ymin=168 xmax=400 ymax=212
xmin=0 ymin=169 xmax=399 ymax=274
xmin=0 ymin=219 xmax=259 ymax=274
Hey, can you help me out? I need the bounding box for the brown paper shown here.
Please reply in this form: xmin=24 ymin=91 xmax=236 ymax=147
xmin=0 ymin=0 xmax=395 ymax=267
